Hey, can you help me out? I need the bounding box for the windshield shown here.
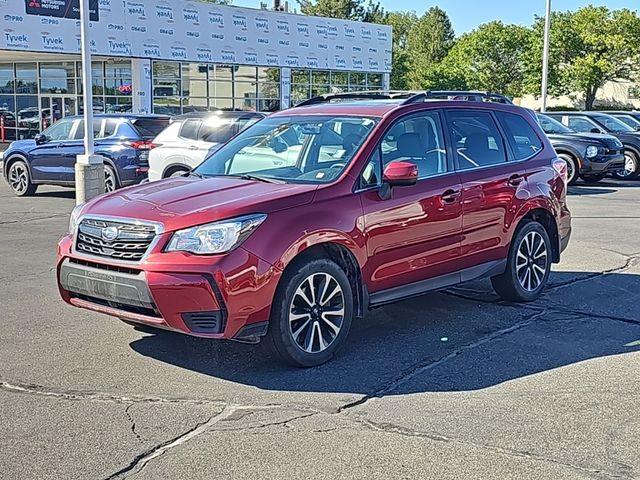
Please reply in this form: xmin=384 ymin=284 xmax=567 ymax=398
xmin=195 ymin=115 xmax=378 ymax=184
xmin=594 ymin=114 xmax=634 ymax=133
xmin=614 ymin=114 xmax=640 ymax=129
xmin=537 ymin=114 xmax=573 ymax=134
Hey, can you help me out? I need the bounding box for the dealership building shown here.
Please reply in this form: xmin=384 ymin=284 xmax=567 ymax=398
xmin=0 ymin=0 xmax=392 ymax=142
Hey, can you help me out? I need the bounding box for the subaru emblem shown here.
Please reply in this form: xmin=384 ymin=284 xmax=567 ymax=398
xmin=102 ymin=226 xmax=119 ymax=242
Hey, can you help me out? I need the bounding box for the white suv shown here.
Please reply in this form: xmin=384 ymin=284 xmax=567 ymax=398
xmin=148 ymin=111 xmax=265 ymax=181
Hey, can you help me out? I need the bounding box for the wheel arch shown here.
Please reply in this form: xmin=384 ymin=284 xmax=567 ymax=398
xmin=514 ymin=206 xmax=560 ymax=263
xmin=3 ymin=153 xmax=32 ymax=179
xmin=274 ymin=239 xmax=367 ymax=320
xmin=162 ymin=163 xmax=190 ymax=178
xmin=100 ymin=155 xmax=121 ymax=187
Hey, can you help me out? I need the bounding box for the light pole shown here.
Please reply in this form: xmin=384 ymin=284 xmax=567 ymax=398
xmin=540 ymin=0 xmax=552 ymax=112
xmin=75 ymin=0 xmax=104 ymax=205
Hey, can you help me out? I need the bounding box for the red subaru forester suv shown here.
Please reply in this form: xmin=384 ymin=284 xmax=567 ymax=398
xmin=57 ymin=91 xmax=571 ymax=367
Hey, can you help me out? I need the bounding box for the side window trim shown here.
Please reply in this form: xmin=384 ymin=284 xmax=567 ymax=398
xmin=355 ymin=109 xmax=453 ymax=192
xmin=494 ymin=111 xmax=544 ymax=163
xmin=443 ymin=108 xmax=510 ymax=172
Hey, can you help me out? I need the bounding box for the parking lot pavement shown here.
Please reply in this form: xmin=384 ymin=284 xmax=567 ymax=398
xmin=1 ymin=180 xmax=639 ymax=480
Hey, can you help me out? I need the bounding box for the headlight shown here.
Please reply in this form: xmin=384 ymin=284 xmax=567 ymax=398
xmin=166 ymin=214 xmax=267 ymax=255
xmin=586 ymin=146 xmax=599 ymax=158
xmin=69 ymin=204 xmax=84 ymax=234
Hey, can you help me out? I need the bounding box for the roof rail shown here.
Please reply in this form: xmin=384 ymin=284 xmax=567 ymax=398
xmin=295 ymin=90 xmax=514 ymax=107
xmin=296 ymin=91 xmax=415 ymax=107
xmin=403 ymin=90 xmax=514 ymax=105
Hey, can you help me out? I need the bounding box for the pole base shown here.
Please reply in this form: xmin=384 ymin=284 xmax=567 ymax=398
xmin=75 ymin=159 xmax=105 ymax=205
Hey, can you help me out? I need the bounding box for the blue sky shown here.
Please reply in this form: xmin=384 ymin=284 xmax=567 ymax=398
xmin=232 ymin=0 xmax=639 ymax=34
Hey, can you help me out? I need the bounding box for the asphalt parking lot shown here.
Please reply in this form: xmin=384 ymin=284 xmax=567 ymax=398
xmin=1 ymin=179 xmax=639 ymax=480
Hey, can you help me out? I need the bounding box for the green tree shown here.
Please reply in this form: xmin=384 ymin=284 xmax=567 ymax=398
xmin=525 ymin=6 xmax=640 ymax=110
xmin=440 ymin=21 xmax=532 ymax=97
xmin=406 ymin=7 xmax=455 ymax=89
xmin=297 ymin=0 xmax=384 ymax=22
xmin=382 ymin=11 xmax=417 ymax=89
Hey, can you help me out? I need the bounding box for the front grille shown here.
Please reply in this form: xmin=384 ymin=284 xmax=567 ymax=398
xmin=75 ymin=218 xmax=158 ymax=262
xmin=74 ymin=293 xmax=161 ymax=319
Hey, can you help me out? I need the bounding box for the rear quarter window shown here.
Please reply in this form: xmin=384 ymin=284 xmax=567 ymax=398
xmin=496 ymin=111 xmax=543 ymax=161
xmin=130 ymin=118 xmax=170 ymax=139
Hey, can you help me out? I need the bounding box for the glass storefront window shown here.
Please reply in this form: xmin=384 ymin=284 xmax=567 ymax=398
xmin=258 ymin=99 xmax=280 ymax=113
xmin=153 ymin=79 xmax=180 ymax=97
xmin=258 ymin=82 xmax=280 ymax=99
xmin=182 ymin=80 xmax=207 ymax=97
xmin=0 ymin=65 xmax=14 ymax=94
xmin=368 ymin=73 xmax=383 ymax=88
xmin=105 ymin=60 xmax=132 ymax=78
xmin=182 ymin=97 xmax=209 ymax=113
xmin=235 ymin=66 xmax=257 ymax=83
xmin=16 ymin=95 xmax=39 ymax=139
xmin=258 ymin=67 xmax=280 ymax=83
xmin=153 ymin=61 xmax=180 ymax=79
xmin=235 ymin=82 xmax=257 ymax=99
xmin=209 ymin=97 xmax=234 ymax=110
xmin=208 ymin=80 xmax=233 ymax=99
xmin=350 ymin=72 xmax=366 ymax=87
xmin=182 ymin=63 xmax=208 ymax=82
xmin=15 ymin=64 xmax=38 ymax=94
xmin=41 ymin=77 xmax=75 ymax=94
xmin=153 ymin=97 xmax=182 ymax=115
xmin=105 ymin=97 xmax=132 ymax=113
xmin=292 ymin=69 xmax=310 ymax=84
xmin=212 ymin=65 xmax=233 ymax=81
xmin=331 ymin=71 xmax=348 ymax=86
xmin=312 ymin=71 xmax=329 ymax=85
xmin=40 ymin=62 xmax=75 ymax=79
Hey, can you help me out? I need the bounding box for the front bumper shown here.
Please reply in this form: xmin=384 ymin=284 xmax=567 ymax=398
xmin=57 ymin=234 xmax=280 ymax=341
xmin=581 ymin=152 xmax=625 ymax=174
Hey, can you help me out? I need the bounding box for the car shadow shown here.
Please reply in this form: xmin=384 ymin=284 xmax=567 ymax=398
xmin=568 ymin=186 xmax=618 ymax=195
xmin=32 ymin=189 xmax=75 ymax=199
xmin=129 ymin=271 xmax=640 ymax=396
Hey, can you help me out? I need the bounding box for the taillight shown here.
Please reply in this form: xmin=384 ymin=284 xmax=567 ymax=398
xmin=127 ymin=140 xmax=156 ymax=150
xmin=553 ymin=158 xmax=568 ymax=182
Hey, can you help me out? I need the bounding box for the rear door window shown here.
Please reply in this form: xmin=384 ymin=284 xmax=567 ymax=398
xmin=496 ymin=111 xmax=543 ymax=161
xmin=446 ymin=110 xmax=507 ymax=170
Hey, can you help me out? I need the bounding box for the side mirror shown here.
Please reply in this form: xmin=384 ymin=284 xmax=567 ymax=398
xmin=590 ymin=128 xmax=602 ymax=134
xmin=34 ymin=133 xmax=47 ymax=145
xmin=383 ymin=161 xmax=418 ymax=187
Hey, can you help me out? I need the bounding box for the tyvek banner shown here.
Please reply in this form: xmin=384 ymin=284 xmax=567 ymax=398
xmin=0 ymin=0 xmax=392 ymax=72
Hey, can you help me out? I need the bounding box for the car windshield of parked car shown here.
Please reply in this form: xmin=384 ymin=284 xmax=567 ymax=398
xmin=195 ymin=115 xmax=378 ymax=184
xmin=537 ymin=114 xmax=573 ymax=134
xmin=594 ymin=115 xmax=635 ymax=133
xmin=615 ymin=114 xmax=640 ymax=129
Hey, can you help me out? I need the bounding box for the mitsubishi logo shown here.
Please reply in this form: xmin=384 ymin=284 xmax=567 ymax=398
xmin=101 ymin=226 xmax=119 ymax=242
xmin=29 ymin=0 xmax=41 ymax=6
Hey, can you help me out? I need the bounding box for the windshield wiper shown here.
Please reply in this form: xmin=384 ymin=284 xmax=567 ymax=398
xmin=186 ymin=171 xmax=204 ymax=179
xmin=204 ymin=173 xmax=283 ymax=184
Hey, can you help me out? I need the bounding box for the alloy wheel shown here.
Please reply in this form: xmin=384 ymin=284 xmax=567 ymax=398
xmin=8 ymin=163 xmax=28 ymax=195
xmin=104 ymin=167 xmax=116 ymax=193
xmin=516 ymin=231 xmax=548 ymax=292
xmin=288 ymin=272 xmax=345 ymax=354
xmin=617 ymin=153 xmax=636 ymax=178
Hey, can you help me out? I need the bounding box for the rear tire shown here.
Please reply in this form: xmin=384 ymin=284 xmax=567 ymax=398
xmin=492 ymin=221 xmax=552 ymax=302
xmin=7 ymin=159 xmax=38 ymax=197
xmin=264 ymin=258 xmax=354 ymax=367
xmin=558 ymin=153 xmax=579 ymax=185
xmin=612 ymin=150 xmax=639 ymax=180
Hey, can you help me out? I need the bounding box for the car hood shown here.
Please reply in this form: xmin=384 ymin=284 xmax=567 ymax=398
xmin=612 ymin=131 xmax=640 ymax=146
xmin=81 ymin=177 xmax=318 ymax=232
xmin=545 ymin=132 xmax=621 ymax=147
xmin=6 ymin=139 xmax=36 ymax=152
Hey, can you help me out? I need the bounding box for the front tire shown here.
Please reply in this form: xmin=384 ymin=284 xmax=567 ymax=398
xmin=492 ymin=221 xmax=552 ymax=302
xmin=612 ymin=150 xmax=639 ymax=180
xmin=7 ymin=159 xmax=38 ymax=197
xmin=265 ymin=259 xmax=354 ymax=367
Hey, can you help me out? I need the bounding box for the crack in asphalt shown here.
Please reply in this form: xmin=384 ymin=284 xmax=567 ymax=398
xmin=338 ymin=310 xmax=548 ymax=413
xmin=349 ymin=417 xmax=632 ymax=480
xmin=0 ymin=213 xmax=68 ymax=225
xmin=0 ymin=381 xmax=229 ymax=408
xmin=124 ymin=404 xmax=143 ymax=443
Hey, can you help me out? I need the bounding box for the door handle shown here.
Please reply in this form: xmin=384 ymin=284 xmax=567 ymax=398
xmin=508 ymin=174 xmax=525 ymax=187
xmin=441 ymin=189 xmax=461 ymax=203
xmin=188 ymin=145 xmax=199 ymax=150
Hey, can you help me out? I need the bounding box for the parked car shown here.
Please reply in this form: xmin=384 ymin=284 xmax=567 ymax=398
xmin=148 ymin=110 xmax=265 ymax=181
xmin=57 ymin=91 xmax=571 ymax=367
xmin=547 ymin=111 xmax=640 ymax=179
xmin=600 ymin=111 xmax=640 ymax=131
xmin=2 ymin=114 xmax=170 ymax=196
xmin=537 ymin=114 xmax=625 ymax=184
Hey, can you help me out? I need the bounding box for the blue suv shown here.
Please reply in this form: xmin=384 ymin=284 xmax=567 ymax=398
xmin=2 ymin=114 xmax=170 ymax=196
